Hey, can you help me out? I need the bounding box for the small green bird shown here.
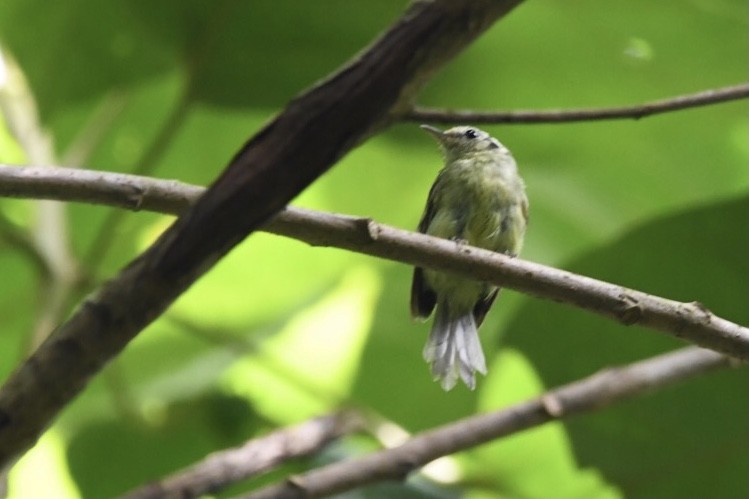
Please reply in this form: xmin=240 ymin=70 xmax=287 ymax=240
xmin=412 ymin=125 xmax=528 ymax=390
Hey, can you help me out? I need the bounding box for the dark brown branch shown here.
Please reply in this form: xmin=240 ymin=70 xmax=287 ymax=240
xmin=0 ymin=0 xmax=525 ymax=467
xmin=1 ymin=165 xmax=747 ymax=360
xmin=118 ymin=412 xmax=361 ymax=499
xmin=239 ymin=347 xmax=733 ymax=499
xmin=405 ymin=82 xmax=749 ymax=124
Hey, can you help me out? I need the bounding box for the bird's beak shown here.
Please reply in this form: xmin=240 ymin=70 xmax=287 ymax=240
xmin=420 ymin=124 xmax=445 ymax=141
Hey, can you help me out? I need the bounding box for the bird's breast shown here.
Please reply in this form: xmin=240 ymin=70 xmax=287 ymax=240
xmin=429 ymin=158 xmax=526 ymax=255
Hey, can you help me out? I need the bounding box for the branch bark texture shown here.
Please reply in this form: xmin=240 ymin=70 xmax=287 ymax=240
xmin=239 ymin=347 xmax=732 ymax=499
xmin=0 ymin=0 xmax=525 ymax=467
xmin=1 ymin=165 xmax=747 ymax=359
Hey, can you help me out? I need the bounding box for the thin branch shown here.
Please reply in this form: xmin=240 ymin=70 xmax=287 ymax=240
xmin=0 ymin=165 xmax=202 ymax=214
xmin=0 ymin=0 xmax=526 ymax=467
xmin=118 ymin=411 xmax=362 ymax=499
xmin=1 ymin=164 xmax=747 ymax=360
xmin=239 ymin=347 xmax=735 ymax=499
xmin=404 ymin=82 xmax=749 ymax=124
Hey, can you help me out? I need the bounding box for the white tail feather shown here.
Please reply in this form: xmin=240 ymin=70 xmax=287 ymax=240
xmin=423 ymin=302 xmax=487 ymax=390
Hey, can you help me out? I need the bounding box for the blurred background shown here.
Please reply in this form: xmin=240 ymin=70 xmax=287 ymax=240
xmin=0 ymin=0 xmax=746 ymax=497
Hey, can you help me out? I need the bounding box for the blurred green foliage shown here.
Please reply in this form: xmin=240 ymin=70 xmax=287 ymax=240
xmin=0 ymin=0 xmax=746 ymax=497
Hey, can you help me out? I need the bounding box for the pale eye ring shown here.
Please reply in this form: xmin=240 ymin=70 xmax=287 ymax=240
xmin=464 ymin=129 xmax=478 ymax=139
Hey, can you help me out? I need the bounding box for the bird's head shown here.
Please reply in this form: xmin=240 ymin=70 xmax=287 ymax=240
xmin=420 ymin=124 xmax=507 ymax=161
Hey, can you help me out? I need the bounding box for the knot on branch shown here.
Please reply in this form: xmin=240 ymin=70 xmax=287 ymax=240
xmin=541 ymin=394 xmax=564 ymax=417
xmin=120 ymin=182 xmax=147 ymax=211
xmin=356 ymin=218 xmax=381 ymax=241
xmin=616 ymin=293 xmax=644 ymax=326
xmin=687 ymin=300 xmax=713 ymax=324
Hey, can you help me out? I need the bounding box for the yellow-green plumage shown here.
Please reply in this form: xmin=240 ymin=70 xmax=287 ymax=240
xmin=412 ymin=125 xmax=528 ymax=390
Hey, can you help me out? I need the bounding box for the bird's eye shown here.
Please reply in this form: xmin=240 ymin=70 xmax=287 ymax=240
xmin=464 ymin=129 xmax=478 ymax=139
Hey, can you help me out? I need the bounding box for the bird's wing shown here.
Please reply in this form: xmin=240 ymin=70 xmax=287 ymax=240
xmin=411 ymin=267 xmax=436 ymax=319
xmin=410 ymin=170 xmax=445 ymax=319
xmin=472 ymin=288 xmax=499 ymax=327
xmin=416 ymin=170 xmax=444 ymax=233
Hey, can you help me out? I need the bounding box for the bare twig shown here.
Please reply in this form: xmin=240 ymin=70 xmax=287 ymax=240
xmin=0 ymin=0 xmax=526 ymax=467
xmin=0 ymin=165 xmax=201 ymax=213
xmin=238 ymin=347 xmax=734 ymax=499
xmin=118 ymin=411 xmax=362 ymax=499
xmin=1 ymin=164 xmax=747 ymax=360
xmin=405 ymin=83 xmax=749 ymax=124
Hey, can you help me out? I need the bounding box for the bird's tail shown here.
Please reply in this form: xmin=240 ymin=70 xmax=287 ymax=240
xmin=423 ymin=301 xmax=487 ymax=390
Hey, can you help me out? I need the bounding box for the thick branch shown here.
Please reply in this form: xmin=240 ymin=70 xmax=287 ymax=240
xmin=119 ymin=412 xmax=361 ymax=499
xmin=405 ymin=83 xmax=749 ymax=124
xmin=1 ymin=165 xmax=747 ymax=360
xmin=239 ymin=347 xmax=733 ymax=499
xmin=0 ymin=0 xmax=525 ymax=467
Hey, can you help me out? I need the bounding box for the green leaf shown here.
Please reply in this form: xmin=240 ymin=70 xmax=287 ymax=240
xmin=505 ymin=196 xmax=748 ymax=498
xmin=65 ymin=392 xmax=262 ymax=498
xmin=465 ymin=349 xmax=622 ymax=498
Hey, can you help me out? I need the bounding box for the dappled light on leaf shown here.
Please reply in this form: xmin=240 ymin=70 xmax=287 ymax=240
xmin=222 ymin=268 xmax=381 ymax=424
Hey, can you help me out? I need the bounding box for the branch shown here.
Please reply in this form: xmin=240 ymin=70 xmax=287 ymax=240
xmin=239 ymin=347 xmax=734 ymax=499
xmin=1 ymin=164 xmax=747 ymax=361
xmin=404 ymin=83 xmax=749 ymax=124
xmin=0 ymin=0 xmax=526 ymax=467
xmin=118 ymin=411 xmax=362 ymax=499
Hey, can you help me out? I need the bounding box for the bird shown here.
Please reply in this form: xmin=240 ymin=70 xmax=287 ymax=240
xmin=411 ymin=124 xmax=528 ymax=390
